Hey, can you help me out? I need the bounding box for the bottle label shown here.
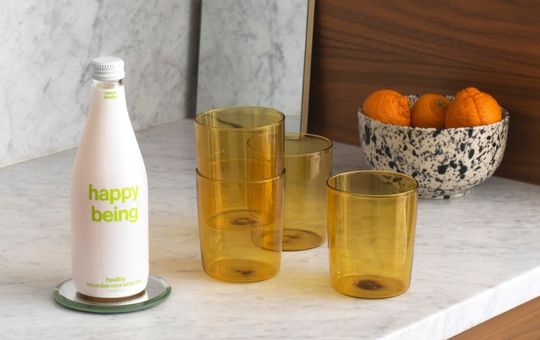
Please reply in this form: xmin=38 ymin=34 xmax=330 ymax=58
xmin=88 ymin=184 xmax=139 ymax=223
xmin=86 ymin=277 xmax=143 ymax=290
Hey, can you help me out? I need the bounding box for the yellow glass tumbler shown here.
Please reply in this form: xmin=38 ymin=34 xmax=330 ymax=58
xmin=194 ymin=107 xmax=284 ymax=181
xmin=283 ymin=133 xmax=332 ymax=251
xmin=196 ymin=169 xmax=284 ymax=283
xmin=327 ymin=170 xmax=418 ymax=298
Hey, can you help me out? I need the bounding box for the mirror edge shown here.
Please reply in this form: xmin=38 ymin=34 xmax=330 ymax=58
xmin=300 ymin=0 xmax=316 ymax=133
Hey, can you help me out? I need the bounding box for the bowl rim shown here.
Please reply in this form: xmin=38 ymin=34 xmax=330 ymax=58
xmin=358 ymin=94 xmax=510 ymax=131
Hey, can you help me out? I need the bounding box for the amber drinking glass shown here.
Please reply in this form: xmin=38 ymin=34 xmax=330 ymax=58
xmin=194 ymin=107 xmax=284 ymax=181
xmin=196 ymin=170 xmax=284 ymax=283
xmin=327 ymin=170 xmax=418 ymax=298
xmin=282 ymin=133 xmax=332 ymax=251
xmin=194 ymin=107 xmax=285 ymax=282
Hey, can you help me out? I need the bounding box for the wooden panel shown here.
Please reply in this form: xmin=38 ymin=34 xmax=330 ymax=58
xmin=308 ymin=0 xmax=540 ymax=184
xmin=451 ymin=296 xmax=540 ymax=339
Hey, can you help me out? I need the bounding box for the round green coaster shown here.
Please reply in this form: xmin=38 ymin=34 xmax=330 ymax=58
xmin=53 ymin=274 xmax=171 ymax=314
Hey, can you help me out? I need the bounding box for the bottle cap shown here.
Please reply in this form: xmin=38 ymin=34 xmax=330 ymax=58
xmin=90 ymin=56 xmax=125 ymax=81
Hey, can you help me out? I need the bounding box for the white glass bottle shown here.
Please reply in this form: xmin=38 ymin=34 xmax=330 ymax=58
xmin=71 ymin=56 xmax=149 ymax=299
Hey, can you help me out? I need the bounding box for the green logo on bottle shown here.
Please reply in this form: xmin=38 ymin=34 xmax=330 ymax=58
xmin=89 ymin=184 xmax=139 ymax=223
xmin=104 ymin=91 xmax=118 ymax=99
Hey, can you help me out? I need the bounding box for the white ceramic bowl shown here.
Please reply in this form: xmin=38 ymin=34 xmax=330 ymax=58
xmin=358 ymin=95 xmax=510 ymax=199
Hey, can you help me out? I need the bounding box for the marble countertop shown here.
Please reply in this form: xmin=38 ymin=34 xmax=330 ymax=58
xmin=2 ymin=119 xmax=540 ymax=339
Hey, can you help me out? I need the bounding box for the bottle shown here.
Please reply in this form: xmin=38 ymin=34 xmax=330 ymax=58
xmin=71 ymin=56 xmax=149 ymax=300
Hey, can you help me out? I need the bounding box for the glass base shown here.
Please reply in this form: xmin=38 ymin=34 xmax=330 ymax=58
xmin=204 ymin=258 xmax=278 ymax=283
xmin=282 ymin=229 xmax=323 ymax=251
xmin=332 ymin=275 xmax=409 ymax=299
xmin=53 ymin=274 xmax=171 ymax=314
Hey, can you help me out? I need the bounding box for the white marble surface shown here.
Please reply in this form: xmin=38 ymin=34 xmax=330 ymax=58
xmin=0 ymin=0 xmax=197 ymax=168
xmin=197 ymin=0 xmax=308 ymax=132
xmin=2 ymin=119 xmax=540 ymax=339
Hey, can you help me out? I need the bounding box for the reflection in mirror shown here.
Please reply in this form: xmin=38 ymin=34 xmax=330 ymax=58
xmin=196 ymin=0 xmax=314 ymax=133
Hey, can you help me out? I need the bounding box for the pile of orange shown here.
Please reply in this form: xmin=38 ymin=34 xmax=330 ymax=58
xmin=362 ymin=87 xmax=502 ymax=129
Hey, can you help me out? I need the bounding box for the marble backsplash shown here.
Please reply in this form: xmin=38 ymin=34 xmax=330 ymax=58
xmin=0 ymin=0 xmax=199 ymax=168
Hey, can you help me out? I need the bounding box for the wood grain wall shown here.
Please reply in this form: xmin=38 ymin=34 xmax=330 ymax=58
xmin=308 ymin=0 xmax=540 ymax=184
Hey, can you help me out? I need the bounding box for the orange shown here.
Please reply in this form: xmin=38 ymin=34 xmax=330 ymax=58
xmin=411 ymin=93 xmax=450 ymax=129
xmin=445 ymin=87 xmax=502 ymax=128
xmin=362 ymin=89 xmax=411 ymax=126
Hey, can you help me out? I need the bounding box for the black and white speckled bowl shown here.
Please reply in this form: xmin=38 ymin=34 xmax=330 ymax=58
xmin=358 ymin=95 xmax=510 ymax=199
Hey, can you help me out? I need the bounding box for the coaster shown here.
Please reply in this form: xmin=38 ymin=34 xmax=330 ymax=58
xmin=53 ymin=274 xmax=171 ymax=314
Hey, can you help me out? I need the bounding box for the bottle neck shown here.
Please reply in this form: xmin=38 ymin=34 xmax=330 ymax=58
xmin=88 ymin=78 xmax=127 ymax=115
xmin=92 ymin=79 xmax=124 ymax=89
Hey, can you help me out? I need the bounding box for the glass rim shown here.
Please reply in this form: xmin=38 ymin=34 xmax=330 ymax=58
xmin=196 ymin=168 xmax=286 ymax=184
xmin=284 ymin=133 xmax=333 ymax=158
xmin=194 ymin=106 xmax=285 ymax=131
xmin=327 ymin=170 xmax=418 ymax=198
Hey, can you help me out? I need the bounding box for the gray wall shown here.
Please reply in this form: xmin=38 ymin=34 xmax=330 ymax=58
xmin=0 ymin=0 xmax=201 ymax=168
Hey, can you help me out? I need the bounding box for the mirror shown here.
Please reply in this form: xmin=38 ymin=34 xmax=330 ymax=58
xmin=196 ymin=0 xmax=315 ymax=133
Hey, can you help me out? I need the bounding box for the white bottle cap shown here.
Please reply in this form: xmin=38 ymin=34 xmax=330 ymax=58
xmin=91 ymin=56 xmax=125 ymax=81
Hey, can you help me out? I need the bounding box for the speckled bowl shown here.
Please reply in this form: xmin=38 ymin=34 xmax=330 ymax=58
xmin=358 ymin=95 xmax=510 ymax=199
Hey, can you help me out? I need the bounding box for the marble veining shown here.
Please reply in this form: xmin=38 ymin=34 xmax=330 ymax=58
xmin=1 ymin=119 xmax=540 ymax=339
xmin=0 ymin=0 xmax=196 ymax=168
xmin=196 ymin=0 xmax=307 ymax=132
